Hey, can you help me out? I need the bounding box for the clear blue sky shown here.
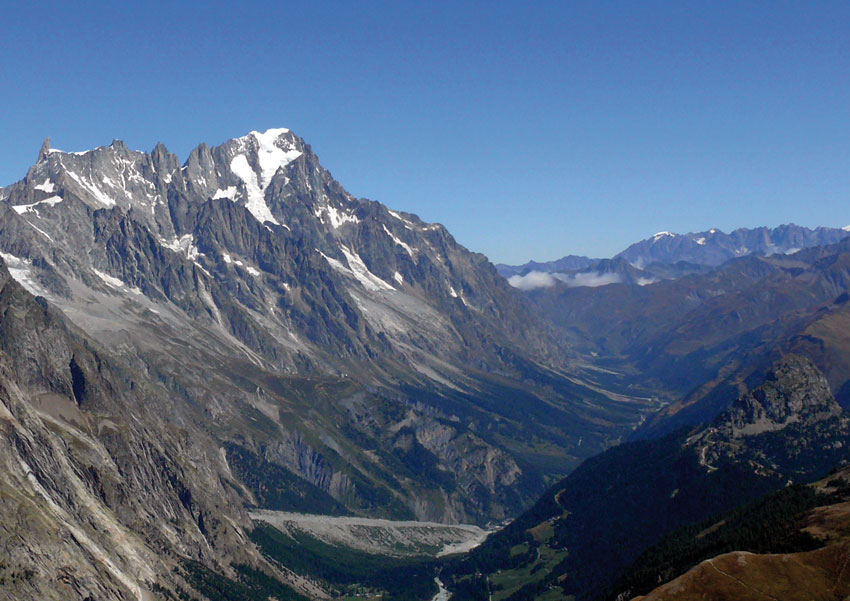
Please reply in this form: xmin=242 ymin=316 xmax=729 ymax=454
xmin=1 ymin=1 xmax=848 ymax=263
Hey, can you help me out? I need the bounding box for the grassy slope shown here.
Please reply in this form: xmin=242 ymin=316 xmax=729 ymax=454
xmin=620 ymin=469 xmax=850 ymax=600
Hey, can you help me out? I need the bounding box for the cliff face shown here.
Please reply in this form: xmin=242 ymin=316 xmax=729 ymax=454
xmin=687 ymin=354 xmax=848 ymax=480
xmin=715 ymin=354 xmax=841 ymax=436
xmin=0 ymin=259 xmax=253 ymax=600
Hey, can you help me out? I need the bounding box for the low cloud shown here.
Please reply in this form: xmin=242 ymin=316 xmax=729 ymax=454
xmin=507 ymin=271 xmax=558 ymax=290
xmin=508 ymin=271 xmax=623 ymax=290
xmin=557 ymin=272 xmax=623 ymax=288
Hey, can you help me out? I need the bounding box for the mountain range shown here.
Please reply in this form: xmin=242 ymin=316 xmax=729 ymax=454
xmin=1 ymin=127 xmax=848 ymax=600
xmin=500 ymin=224 xmax=850 ymax=291
xmin=0 ymin=129 xmax=663 ymax=600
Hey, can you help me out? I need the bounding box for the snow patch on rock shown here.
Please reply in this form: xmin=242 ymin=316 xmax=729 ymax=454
xmin=321 ymin=246 xmax=395 ymax=292
xmin=33 ymin=178 xmax=56 ymax=193
xmin=230 ymin=155 xmax=280 ymax=225
xmin=213 ymin=186 xmax=238 ymax=200
xmin=162 ymin=234 xmax=200 ymax=261
xmin=65 ymin=171 xmax=116 ymax=207
xmin=382 ymin=224 xmax=415 ymax=255
xmin=0 ymin=252 xmax=44 ymax=295
xmin=13 ymin=195 xmax=63 ymax=216
xmin=251 ymin=129 xmax=302 ymax=187
xmin=316 ymin=204 xmax=359 ymax=229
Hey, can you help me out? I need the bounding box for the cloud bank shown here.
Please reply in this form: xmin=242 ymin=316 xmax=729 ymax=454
xmin=563 ymin=272 xmax=623 ymax=288
xmin=507 ymin=271 xmax=559 ymax=290
xmin=507 ymin=271 xmax=623 ymax=290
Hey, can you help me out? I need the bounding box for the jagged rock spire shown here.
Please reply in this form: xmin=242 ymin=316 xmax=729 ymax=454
xmin=38 ymin=137 xmax=51 ymax=162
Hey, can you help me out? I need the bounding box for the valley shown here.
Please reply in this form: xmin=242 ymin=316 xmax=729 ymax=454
xmin=3 ymin=3 xmax=847 ymax=599
xmin=0 ymin=129 xmax=848 ymax=601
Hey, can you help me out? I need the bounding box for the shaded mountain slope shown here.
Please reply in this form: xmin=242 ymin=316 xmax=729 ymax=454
xmin=620 ymin=468 xmax=850 ymax=601
xmin=0 ymin=255 xmax=309 ymax=600
xmin=519 ymin=238 xmax=850 ymax=439
xmin=444 ymin=356 xmax=850 ymax=600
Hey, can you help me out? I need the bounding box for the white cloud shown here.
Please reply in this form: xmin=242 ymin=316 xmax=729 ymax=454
xmin=557 ymin=272 xmax=623 ymax=288
xmin=507 ymin=271 xmax=558 ymax=290
xmin=507 ymin=270 xmax=624 ymax=290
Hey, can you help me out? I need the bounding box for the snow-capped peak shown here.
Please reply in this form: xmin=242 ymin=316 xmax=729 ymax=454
xmin=251 ymin=128 xmax=301 ymax=187
xmin=33 ymin=179 xmax=56 ymax=193
xmin=652 ymin=231 xmax=676 ymax=241
xmin=227 ymin=128 xmax=302 ymax=225
xmin=251 ymin=127 xmax=290 ymax=139
xmin=842 ymin=225 xmax=850 ymax=232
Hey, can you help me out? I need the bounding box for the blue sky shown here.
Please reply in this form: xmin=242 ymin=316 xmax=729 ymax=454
xmin=1 ymin=1 xmax=848 ymax=263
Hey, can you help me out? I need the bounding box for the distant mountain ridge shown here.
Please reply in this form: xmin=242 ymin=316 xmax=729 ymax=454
xmin=617 ymin=224 xmax=850 ymax=268
xmin=500 ymin=224 xmax=850 ymax=290
xmin=496 ymin=255 xmax=598 ymax=278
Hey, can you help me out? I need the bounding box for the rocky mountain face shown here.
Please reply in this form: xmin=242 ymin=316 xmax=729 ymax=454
xmin=445 ymin=356 xmax=850 ymax=600
xmin=685 ymin=355 xmax=847 ymax=481
xmin=709 ymin=355 xmax=840 ymax=437
xmin=0 ymin=257 xmax=265 ymax=600
xmin=0 ymin=129 xmax=651 ymax=529
xmin=2 ymin=130 xmax=548 ymax=372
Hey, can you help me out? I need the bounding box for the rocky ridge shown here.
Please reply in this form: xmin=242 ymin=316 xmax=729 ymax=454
xmin=0 ymin=129 xmax=650 ymax=526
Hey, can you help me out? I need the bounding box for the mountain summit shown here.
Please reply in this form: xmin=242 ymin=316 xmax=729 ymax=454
xmin=686 ymin=354 xmax=847 ymax=480
xmin=0 ymin=128 xmax=649 ymax=528
xmin=1 ymin=127 xmax=545 ymax=372
xmin=717 ymin=354 xmax=840 ymax=437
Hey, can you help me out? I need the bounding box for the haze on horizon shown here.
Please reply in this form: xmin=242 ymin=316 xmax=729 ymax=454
xmin=1 ymin=1 xmax=848 ymax=264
